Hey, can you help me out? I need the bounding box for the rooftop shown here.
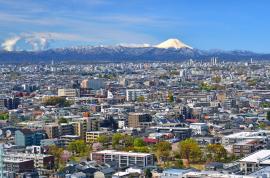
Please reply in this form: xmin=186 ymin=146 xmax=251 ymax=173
xmin=94 ymin=150 xmax=152 ymax=157
xmin=224 ymin=131 xmax=270 ymax=139
xmin=239 ymin=150 xmax=270 ymax=163
xmin=163 ymin=168 xmax=192 ymax=175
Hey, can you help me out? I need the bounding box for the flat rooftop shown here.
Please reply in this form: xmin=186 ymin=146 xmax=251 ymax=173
xmin=239 ymin=150 xmax=270 ymax=163
xmin=224 ymin=131 xmax=270 ymax=139
xmin=94 ymin=150 xmax=152 ymax=157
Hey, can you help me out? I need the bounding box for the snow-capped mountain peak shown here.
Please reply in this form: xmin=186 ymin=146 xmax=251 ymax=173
xmin=156 ymin=38 xmax=192 ymax=49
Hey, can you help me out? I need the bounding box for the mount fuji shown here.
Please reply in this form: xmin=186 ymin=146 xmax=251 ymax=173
xmin=156 ymin=38 xmax=193 ymax=49
xmin=0 ymin=38 xmax=269 ymax=63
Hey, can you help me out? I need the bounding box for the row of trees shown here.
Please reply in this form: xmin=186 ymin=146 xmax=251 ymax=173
xmin=98 ymin=133 xmax=150 ymax=152
xmin=43 ymin=97 xmax=72 ymax=107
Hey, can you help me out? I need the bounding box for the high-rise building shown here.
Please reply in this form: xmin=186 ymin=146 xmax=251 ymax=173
xmin=210 ymin=57 xmax=218 ymax=65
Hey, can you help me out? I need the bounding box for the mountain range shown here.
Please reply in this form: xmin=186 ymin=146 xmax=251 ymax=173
xmin=0 ymin=39 xmax=269 ymax=63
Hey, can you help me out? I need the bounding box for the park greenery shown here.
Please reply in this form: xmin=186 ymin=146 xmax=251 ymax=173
xmin=58 ymin=117 xmax=68 ymax=124
xmin=179 ymin=138 xmax=202 ymax=164
xmin=137 ymin=96 xmax=145 ymax=102
xmin=49 ymin=133 xmax=237 ymax=171
xmin=199 ymin=82 xmax=225 ymax=91
xmin=167 ymin=91 xmax=174 ymax=102
xmin=261 ymin=102 xmax=270 ymax=108
xmin=0 ymin=113 xmax=9 ymax=120
xmin=43 ymin=97 xmax=72 ymax=107
xmin=96 ymin=134 xmax=236 ymax=168
xmin=67 ymin=140 xmax=91 ymax=157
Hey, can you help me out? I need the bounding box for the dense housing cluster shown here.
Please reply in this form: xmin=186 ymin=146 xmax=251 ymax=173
xmin=0 ymin=60 xmax=270 ymax=177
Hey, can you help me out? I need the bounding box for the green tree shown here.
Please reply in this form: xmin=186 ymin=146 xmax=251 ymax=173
xmin=145 ymin=168 xmax=152 ymax=178
xmin=97 ymin=135 xmax=111 ymax=148
xmin=58 ymin=117 xmax=68 ymax=124
xmin=112 ymin=133 xmax=134 ymax=150
xmin=132 ymin=146 xmax=149 ymax=153
xmin=179 ymin=138 xmax=202 ymax=163
xmin=48 ymin=145 xmax=64 ymax=170
xmin=168 ymin=91 xmax=174 ymax=102
xmin=0 ymin=113 xmax=9 ymax=120
xmin=260 ymin=102 xmax=270 ymax=108
xmin=155 ymin=141 xmax=172 ymax=163
xmin=67 ymin=140 xmax=90 ymax=156
xmin=199 ymin=82 xmax=215 ymax=91
xmin=259 ymin=122 xmax=266 ymax=129
xmin=267 ymin=111 xmax=270 ymax=121
xmin=137 ymin=96 xmax=145 ymax=102
xmin=133 ymin=138 xmax=145 ymax=147
xmin=206 ymin=144 xmax=227 ymax=162
xmin=172 ymin=159 xmax=184 ymax=168
xmin=247 ymin=79 xmax=257 ymax=86
xmin=112 ymin=133 xmax=123 ymax=149
xmin=123 ymin=135 xmax=134 ymax=148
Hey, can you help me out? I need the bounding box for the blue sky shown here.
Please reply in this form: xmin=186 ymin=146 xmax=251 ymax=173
xmin=1 ymin=0 xmax=270 ymax=52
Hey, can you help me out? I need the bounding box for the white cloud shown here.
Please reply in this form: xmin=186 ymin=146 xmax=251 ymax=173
xmin=1 ymin=36 xmax=21 ymax=51
xmin=1 ymin=32 xmax=87 ymax=51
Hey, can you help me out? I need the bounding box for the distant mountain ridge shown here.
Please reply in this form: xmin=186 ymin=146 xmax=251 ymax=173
xmin=0 ymin=39 xmax=269 ymax=63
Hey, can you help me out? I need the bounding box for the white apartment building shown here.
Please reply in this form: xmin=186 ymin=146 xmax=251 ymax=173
xmin=126 ymin=89 xmax=146 ymax=101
